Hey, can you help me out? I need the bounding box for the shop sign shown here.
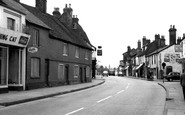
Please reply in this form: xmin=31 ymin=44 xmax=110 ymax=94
xmin=0 ymin=27 xmax=30 ymax=47
xmin=28 ymin=47 xmax=38 ymax=53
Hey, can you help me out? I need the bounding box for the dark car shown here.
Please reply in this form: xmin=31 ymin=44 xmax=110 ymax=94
xmin=165 ymin=72 xmax=180 ymax=81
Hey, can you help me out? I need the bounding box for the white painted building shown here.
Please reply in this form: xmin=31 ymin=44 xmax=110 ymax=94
xmin=0 ymin=0 xmax=30 ymax=93
xmin=147 ymin=44 xmax=182 ymax=79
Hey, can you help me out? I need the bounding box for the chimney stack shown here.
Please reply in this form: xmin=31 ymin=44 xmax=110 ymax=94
xmin=177 ymin=37 xmax=182 ymax=45
xmin=160 ymin=36 xmax=166 ymax=47
xmin=53 ymin=7 xmax=61 ymax=17
xmin=14 ymin=0 xmax=20 ymax=2
xmin=169 ymin=25 xmax=177 ymax=45
xmin=63 ymin=4 xmax=73 ymax=17
xmin=36 ymin=0 xmax=47 ymax=13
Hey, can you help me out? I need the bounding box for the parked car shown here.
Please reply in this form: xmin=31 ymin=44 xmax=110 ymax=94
xmin=118 ymin=71 xmax=123 ymax=76
xmin=102 ymin=71 xmax=109 ymax=77
xmin=165 ymin=72 xmax=180 ymax=81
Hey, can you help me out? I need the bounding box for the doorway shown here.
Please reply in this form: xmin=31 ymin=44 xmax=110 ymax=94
xmin=65 ymin=65 xmax=69 ymax=85
xmin=45 ymin=59 xmax=50 ymax=87
xmin=8 ymin=47 xmax=21 ymax=85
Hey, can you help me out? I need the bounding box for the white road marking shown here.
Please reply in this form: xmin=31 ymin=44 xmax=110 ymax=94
xmin=65 ymin=107 xmax=84 ymax=115
xmin=116 ymin=90 xmax=125 ymax=94
xmin=97 ymin=96 xmax=112 ymax=103
xmin=126 ymin=83 xmax=130 ymax=89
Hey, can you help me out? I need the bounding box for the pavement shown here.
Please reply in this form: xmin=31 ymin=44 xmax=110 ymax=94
xmin=0 ymin=75 xmax=184 ymax=115
xmin=125 ymin=76 xmax=185 ymax=115
xmin=0 ymin=76 xmax=105 ymax=107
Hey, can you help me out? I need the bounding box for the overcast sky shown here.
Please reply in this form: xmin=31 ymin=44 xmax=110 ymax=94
xmin=20 ymin=0 xmax=185 ymax=68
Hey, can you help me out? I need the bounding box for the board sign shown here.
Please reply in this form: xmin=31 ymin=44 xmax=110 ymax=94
xmin=28 ymin=47 xmax=38 ymax=53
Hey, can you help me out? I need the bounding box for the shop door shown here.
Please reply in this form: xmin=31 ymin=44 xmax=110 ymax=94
xmin=9 ymin=47 xmax=20 ymax=85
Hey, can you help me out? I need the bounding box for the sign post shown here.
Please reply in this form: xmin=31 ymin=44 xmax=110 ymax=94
xmin=162 ymin=62 xmax=166 ymax=83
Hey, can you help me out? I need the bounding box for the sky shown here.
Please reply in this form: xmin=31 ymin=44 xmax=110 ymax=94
xmin=20 ymin=0 xmax=185 ymax=68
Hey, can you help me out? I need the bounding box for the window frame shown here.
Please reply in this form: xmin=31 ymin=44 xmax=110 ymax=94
xmin=58 ymin=64 xmax=65 ymax=80
xmin=63 ymin=43 xmax=68 ymax=56
xmin=31 ymin=58 xmax=40 ymax=79
xmin=75 ymin=46 xmax=80 ymax=58
xmin=7 ymin=17 xmax=15 ymax=30
xmin=74 ymin=65 xmax=79 ymax=78
xmin=32 ymin=28 xmax=40 ymax=47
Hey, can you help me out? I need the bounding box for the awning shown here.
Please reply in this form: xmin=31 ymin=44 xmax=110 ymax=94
xmin=136 ymin=63 xmax=143 ymax=70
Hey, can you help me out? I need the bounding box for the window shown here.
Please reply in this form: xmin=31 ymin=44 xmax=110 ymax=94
xmin=58 ymin=64 xmax=64 ymax=80
xmin=75 ymin=46 xmax=79 ymax=58
xmin=33 ymin=29 xmax=39 ymax=46
xmin=7 ymin=17 xmax=15 ymax=30
xmin=0 ymin=47 xmax=8 ymax=85
xmin=86 ymin=66 xmax=90 ymax=78
xmin=31 ymin=58 xmax=40 ymax=78
xmin=63 ymin=43 xmax=68 ymax=56
xmin=74 ymin=65 xmax=79 ymax=78
xmin=85 ymin=50 xmax=89 ymax=60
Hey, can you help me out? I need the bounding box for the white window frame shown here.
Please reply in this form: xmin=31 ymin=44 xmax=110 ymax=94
xmin=63 ymin=43 xmax=68 ymax=56
xmin=75 ymin=46 xmax=79 ymax=58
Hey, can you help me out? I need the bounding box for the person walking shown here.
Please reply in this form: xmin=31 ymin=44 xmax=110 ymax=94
xmin=180 ymin=71 xmax=185 ymax=101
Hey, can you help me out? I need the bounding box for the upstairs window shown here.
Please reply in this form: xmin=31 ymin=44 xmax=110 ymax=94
xmin=85 ymin=50 xmax=89 ymax=60
xmin=7 ymin=17 xmax=15 ymax=30
xmin=33 ymin=29 xmax=39 ymax=46
xmin=63 ymin=43 xmax=68 ymax=56
xmin=75 ymin=46 xmax=79 ymax=58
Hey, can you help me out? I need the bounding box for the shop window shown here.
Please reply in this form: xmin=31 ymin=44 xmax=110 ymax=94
xmin=33 ymin=29 xmax=39 ymax=46
xmin=58 ymin=64 xmax=64 ymax=80
xmin=74 ymin=65 xmax=79 ymax=78
xmin=31 ymin=58 xmax=40 ymax=78
xmin=63 ymin=43 xmax=68 ymax=56
xmin=7 ymin=17 xmax=15 ymax=30
xmin=0 ymin=47 xmax=8 ymax=85
xmin=9 ymin=48 xmax=20 ymax=84
xmin=75 ymin=47 xmax=79 ymax=58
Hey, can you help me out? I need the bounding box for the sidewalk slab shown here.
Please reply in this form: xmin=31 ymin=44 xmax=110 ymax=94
xmin=0 ymin=77 xmax=105 ymax=106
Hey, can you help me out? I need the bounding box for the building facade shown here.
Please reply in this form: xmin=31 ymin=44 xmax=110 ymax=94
xmin=0 ymin=0 xmax=30 ymax=93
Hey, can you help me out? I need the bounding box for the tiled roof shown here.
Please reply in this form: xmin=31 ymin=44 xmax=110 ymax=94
xmin=2 ymin=0 xmax=50 ymax=30
xmin=21 ymin=4 xmax=93 ymax=50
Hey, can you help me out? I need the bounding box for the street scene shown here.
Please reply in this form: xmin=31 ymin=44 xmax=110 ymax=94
xmin=0 ymin=0 xmax=185 ymax=115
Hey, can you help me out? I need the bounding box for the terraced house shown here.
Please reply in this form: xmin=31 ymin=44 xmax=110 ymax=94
xmin=0 ymin=0 xmax=95 ymax=93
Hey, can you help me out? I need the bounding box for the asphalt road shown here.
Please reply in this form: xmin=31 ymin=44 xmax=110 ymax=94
xmin=0 ymin=76 xmax=166 ymax=115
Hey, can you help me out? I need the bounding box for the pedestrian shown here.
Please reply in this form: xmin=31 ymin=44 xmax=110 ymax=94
xmin=180 ymin=71 xmax=185 ymax=101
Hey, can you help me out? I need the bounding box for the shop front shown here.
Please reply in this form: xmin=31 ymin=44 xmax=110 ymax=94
xmin=0 ymin=27 xmax=30 ymax=93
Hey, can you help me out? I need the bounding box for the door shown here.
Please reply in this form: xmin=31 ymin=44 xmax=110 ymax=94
xmin=80 ymin=67 xmax=83 ymax=83
xmin=84 ymin=67 xmax=87 ymax=82
xmin=9 ymin=47 xmax=20 ymax=85
xmin=65 ymin=65 xmax=69 ymax=85
xmin=45 ymin=59 xmax=49 ymax=87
